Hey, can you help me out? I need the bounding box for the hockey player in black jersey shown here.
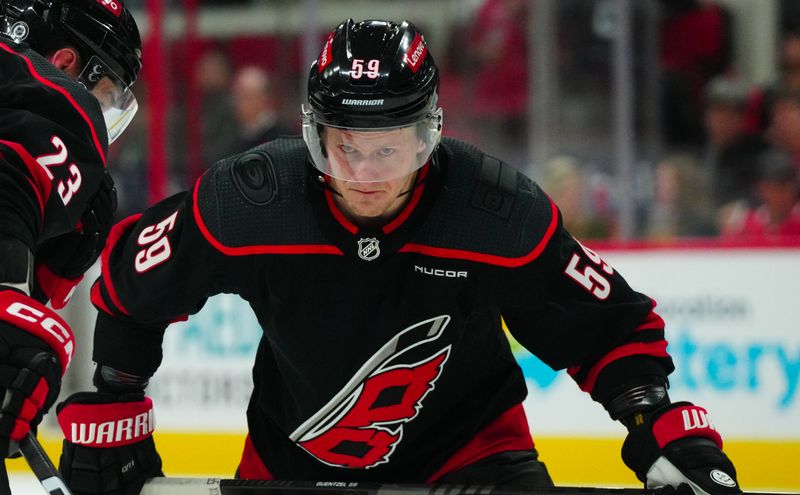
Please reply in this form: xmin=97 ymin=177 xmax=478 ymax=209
xmin=0 ymin=0 xmax=141 ymax=460
xmin=57 ymin=19 xmax=739 ymax=495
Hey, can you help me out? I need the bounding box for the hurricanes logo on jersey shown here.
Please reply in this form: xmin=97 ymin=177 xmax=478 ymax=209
xmin=290 ymin=315 xmax=451 ymax=469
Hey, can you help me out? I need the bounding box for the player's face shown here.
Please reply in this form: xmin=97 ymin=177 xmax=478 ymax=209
xmin=90 ymin=76 xmax=122 ymax=112
xmin=323 ymin=126 xmax=426 ymax=183
xmin=324 ymin=127 xmax=422 ymax=221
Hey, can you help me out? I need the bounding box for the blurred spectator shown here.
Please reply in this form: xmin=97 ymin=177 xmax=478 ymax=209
xmin=467 ymin=0 xmax=529 ymax=162
xmin=540 ymin=156 xmax=613 ymax=240
xmin=231 ymin=65 xmax=293 ymax=150
xmin=659 ymin=0 xmax=733 ymax=149
xmin=196 ymin=48 xmax=240 ymax=168
xmin=744 ymin=26 xmax=800 ymax=135
xmin=108 ymin=84 xmax=150 ymax=217
xmin=764 ymin=87 xmax=800 ymax=167
xmin=721 ymin=149 xmax=800 ymax=238
xmin=645 ymin=154 xmax=717 ymax=239
xmin=701 ymin=76 xmax=767 ymax=210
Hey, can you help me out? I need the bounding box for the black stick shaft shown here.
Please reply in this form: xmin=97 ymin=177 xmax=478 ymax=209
xmin=18 ymin=432 xmax=71 ymax=495
xmin=141 ymin=479 xmax=796 ymax=495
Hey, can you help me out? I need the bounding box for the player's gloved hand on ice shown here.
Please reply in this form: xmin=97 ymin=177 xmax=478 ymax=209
xmin=57 ymin=391 xmax=163 ymax=495
xmin=622 ymin=401 xmax=740 ymax=495
xmin=0 ymin=289 xmax=73 ymax=457
xmin=34 ymin=171 xmax=117 ymax=309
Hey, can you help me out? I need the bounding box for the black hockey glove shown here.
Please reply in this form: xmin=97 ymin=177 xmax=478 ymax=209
xmin=57 ymin=391 xmax=163 ymax=495
xmin=34 ymin=171 xmax=117 ymax=308
xmin=622 ymin=402 xmax=740 ymax=495
xmin=0 ymin=289 xmax=73 ymax=458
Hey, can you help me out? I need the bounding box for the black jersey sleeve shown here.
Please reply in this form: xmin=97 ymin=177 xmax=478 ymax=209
xmin=499 ymin=193 xmax=674 ymax=406
xmin=0 ymin=41 xmax=110 ymax=247
xmin=89 ymin=187 xmax=228 ymax=377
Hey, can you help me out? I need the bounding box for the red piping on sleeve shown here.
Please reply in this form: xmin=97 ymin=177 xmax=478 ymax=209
xmin=568 ymin=340 xmax=670 ymax=394
xmin=192 ymin=176 xmax=343 ymax=256
xmin=636 ymin=309 xmax=666 ymax=332
xmin=0 ymin=42 xmax=107 ymax=165
xmin=399 ymin=196 xmax=559 ymax=267
xmin=1 ymin=140 xmax=51 ymax=224
xmin=99 ymin=214 xmax=143 ymax=316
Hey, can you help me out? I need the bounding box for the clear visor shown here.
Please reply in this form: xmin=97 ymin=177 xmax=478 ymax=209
xmin=302 ymin=105 xmax=443 ymax=183
xmin=77 ymin=56 xmax=138 ymax=144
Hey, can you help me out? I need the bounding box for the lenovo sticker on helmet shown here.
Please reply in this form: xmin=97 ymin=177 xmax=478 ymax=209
xmin=96 ymin=0 xmax=122 ymax=17
xmin=318 ymin=32 xmax=334 ymax=72
xmin=403 ymin=33 xmax=427 ymax=73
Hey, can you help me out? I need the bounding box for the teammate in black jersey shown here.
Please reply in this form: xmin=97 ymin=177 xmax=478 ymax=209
xmin=57 ymin=19 xmax=740 ymax=495
xmin=0 ymin=0 xmax=141 ymax=460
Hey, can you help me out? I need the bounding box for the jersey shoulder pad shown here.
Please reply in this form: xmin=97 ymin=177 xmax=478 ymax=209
xmin=416 ymin=138 xmax=558 ymax=263
xmin=194 ymin=138 xmax=329 ymax=249
xmin=0 ymin=42 xmax=108 ymax=153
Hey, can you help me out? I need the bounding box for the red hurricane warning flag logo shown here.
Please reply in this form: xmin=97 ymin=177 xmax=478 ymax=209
xmin=290 ymin=315 xmax=451 ymax=469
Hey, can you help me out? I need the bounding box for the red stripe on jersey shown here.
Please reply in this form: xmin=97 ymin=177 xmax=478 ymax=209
xmin=100 ymin=214 xmax=143 ymax=317
xmin=324 ymin=187 xmax=358 ymax=234
xmin=0 ymin=140 xmax=51 ymax=224
xmin=636 ymin=309 xmax=665 ymax=332
xmin=569 ymin=340 xmax=670 ymax=393
xmin=237 ymin=435 xmax=276 ymax=480
xmin=426 ymin=403 xmax=534 ymax=482
xmin=192 ymin=177 xmax=344 ymax=256
xmin=0 ymin=42 xmax=107 ymax=165
xmin=399 ymin=196 xmax=559 ymax=267
xmin=383 ymin=166 xmax=429 ymax=234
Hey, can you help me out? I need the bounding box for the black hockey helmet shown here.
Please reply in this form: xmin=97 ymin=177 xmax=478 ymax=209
xmin=1 ymin=0 xmax=142 ymax=142
xmin=302 ymin=19 xmax=443 ymax=183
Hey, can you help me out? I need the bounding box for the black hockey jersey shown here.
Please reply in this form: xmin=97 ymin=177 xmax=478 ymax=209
xmin=90 ymin=137 xmax=673 ymax=482
xmin=0 ymin=38 xmax=109 ymax=251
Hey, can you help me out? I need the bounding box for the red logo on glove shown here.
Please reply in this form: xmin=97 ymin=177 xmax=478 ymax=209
xmin=652 ymin=404 xmax=723 ymax=449
xmin=59 ymin=397 xmax=155 ymax=448
xmin=0 ymin=291 xmax=74 ymax=373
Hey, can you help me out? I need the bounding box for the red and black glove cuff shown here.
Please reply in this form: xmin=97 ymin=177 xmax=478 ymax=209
xmin=0 ymin=289 xmax=74 ymax=374
xmin=57 ymin=392 xmax=155 ymax=448
xmin=622 ymin=401 xmax=723 ymax=481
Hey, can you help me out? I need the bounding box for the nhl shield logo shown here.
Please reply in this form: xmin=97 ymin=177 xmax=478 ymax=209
xmin=357 ymin=238 xmax=380 ymax=261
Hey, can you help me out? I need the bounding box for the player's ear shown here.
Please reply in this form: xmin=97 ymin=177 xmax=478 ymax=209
xmin=48 ymin=47 xmax=82 ymax=78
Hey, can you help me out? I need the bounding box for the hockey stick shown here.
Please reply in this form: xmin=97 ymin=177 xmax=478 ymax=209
xmin=139 ymin=479 xmax=797 ymax=495
xmin=18 ymin=431 xmax=71 ymax=495
xmin=140 ymin=478 xmax=651 ymax=495
xmin=9 ymin=438 xmax=796 ymax=495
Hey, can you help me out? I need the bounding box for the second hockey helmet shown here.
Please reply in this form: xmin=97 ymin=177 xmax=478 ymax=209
xmin=302 ymin=19 xmax=443 ymax=183
xmin=1 ymin=0 xmax=142 ymax=143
